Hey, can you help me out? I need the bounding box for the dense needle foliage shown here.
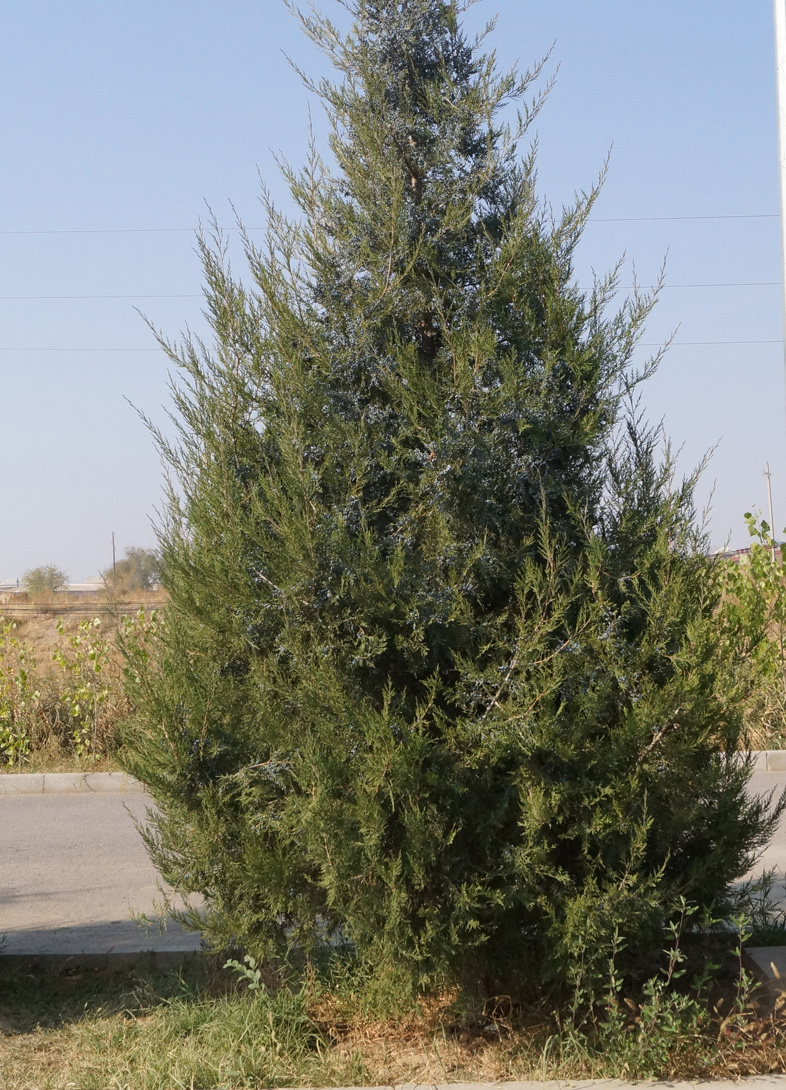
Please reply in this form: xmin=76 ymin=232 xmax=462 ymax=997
xmin=122 ymin=0 xmax=781 ymax=995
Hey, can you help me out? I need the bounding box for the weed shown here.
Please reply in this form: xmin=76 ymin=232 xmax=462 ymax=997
xmin=0 ymin=620 xmax=38 ymax=766
xmin=0 ymin=607 xmax=158 ymax=768
xmin=3 ymin=923 xmax=786 ymax=1089
xmin=53 ymin=618 xmax=112 ymax=757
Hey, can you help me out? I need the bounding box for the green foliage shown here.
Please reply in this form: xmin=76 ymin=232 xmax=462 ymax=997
xmin=22 ymin=564 xmax=68 ymax=597
xmin=52 ymin=618 xmax=113 ymax=758
xmin=0 ymin=612 xmax=157 ymax=767
xmin=4 ymin=932 xmax=783 ymax=1087
xmin=119 ymin=607 xmax=161 ymax=675
xmin=121 ymin=0 xmax=782 ymax=997
xmin=0 ymin=620 xmax=39 ymax=766
xmin=548 ymin=907 xmax=760 ymax=1080
xmin=223 ymin=953 xmax=264 ymax=992
xmin=103 ymin=546 xmax=161 ymax=594
xmin=716 ymin=513 xmax=786 ymax=746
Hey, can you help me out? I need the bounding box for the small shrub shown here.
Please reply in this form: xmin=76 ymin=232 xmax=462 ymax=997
xmin=0 ymin=620 xmax=38 ymax=766
xmin=52 ymin=618 xmax=115 ymax=757
xmin=717 ymin=514 xmax=786 ymax=747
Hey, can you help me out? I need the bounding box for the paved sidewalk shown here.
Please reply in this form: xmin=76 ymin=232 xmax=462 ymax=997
xmin=359 ymin=1082 xmax=786 ymax=1089
xmin=372 ymin=1083 xmax=786 ymax=1090
xmin=228 ymin=1081 xmax=786 ymax=1089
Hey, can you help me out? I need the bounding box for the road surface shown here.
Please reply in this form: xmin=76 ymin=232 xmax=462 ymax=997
xmin=2 ymin=768 xmax=786 ymax=959
xmin=0 ymin=791 xmax=201 ymax=957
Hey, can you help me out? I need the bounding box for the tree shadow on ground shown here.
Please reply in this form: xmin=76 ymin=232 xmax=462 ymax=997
xmin=0 ymin=955 xmax=221 ymax=1035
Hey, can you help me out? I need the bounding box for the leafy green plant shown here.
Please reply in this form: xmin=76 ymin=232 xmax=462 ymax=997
xmin=52 ymin=618 xmax=114 ymax=758
xmin=545 ymin=903 xmax=766 ymax=1080
xmin=0 ymin=610 xmax=158 ymax=766
xmin=118 ymin=608 xmax=160 ymax=676
xmin=224 ymin=953 xmax=264 ymax=992
xmin=602 ymin=908 xmax=710 ymax=1075
xmin=717 ymin=513 xmax=786 ymax=747
xmin=0 ymin=619 xmax=39 ymax=766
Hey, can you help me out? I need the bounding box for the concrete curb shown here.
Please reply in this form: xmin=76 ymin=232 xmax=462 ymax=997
xmin=273 ymin=1083 xmax=786 ymax=1090
xmin=301 ymin=1083 xmax=786 ymax=1090
xmin=754 ymin=751 xmax=786 ymax=771
xmin=0 ymin=771 xmax=145 ymax=796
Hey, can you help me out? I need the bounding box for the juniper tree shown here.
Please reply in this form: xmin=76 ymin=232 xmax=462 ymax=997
xmin=122 ymin=0 xmax=781 ymax=994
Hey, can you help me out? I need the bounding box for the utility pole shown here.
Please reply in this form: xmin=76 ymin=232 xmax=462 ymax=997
xmin=112 ymin=531 xmax=116 ymax=580
xmin=775 ymin=0 xmax=786 ymax=418
xmin=767 ymin=462 xmax=777 ymax=560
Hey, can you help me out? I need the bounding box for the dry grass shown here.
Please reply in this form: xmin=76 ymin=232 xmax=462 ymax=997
xmin=4 ymin=951 xmax=786 ymax=1090
xmin=3 ymin=592 xmax=165 ymax=663
xmin=3 ymin=747 xmax=120 ymax=774
xmin=0 ymin=597 xmax=164 ymax=770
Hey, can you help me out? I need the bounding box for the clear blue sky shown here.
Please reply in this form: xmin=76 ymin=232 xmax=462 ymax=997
xmin=0 ymin=0 xmax=781 ymax=580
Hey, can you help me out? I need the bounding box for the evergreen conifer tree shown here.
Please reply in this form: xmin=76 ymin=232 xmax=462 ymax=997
xmin=122 ymin=0 xmax=782 ymax=993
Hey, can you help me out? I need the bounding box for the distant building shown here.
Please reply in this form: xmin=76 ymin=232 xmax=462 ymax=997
xmin=721 ymin=545 xmax=783 ymax=565
xmin=0 ymin=577 xmax=104 ymax=604
xmin=0 ymin=578 xmax=21 ymax=600
xmin=60 ymin=579 xmax=104 ymax=595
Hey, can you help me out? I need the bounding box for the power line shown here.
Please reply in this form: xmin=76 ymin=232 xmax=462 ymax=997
xmin=628 ymin=282 xmax=779 ymax=289
xmin=0 ymin=282 xmax=779 ymax=300
xmin=0 ymin=226 xmax=256 ymax=236
xmin=0 ymin=294 xmax=201 ymax=300
xmin=591 ymin=213 xmax=779 ymax=223
xmin=639 ymin=339 xmax=781 ymax=346
xmin=1 ymin=339 xmax=782 ymax=351
xmin=0 ymin=213 xmax=779 ymax=236
xmin=0 ymin=347 xmax=164 ymax=352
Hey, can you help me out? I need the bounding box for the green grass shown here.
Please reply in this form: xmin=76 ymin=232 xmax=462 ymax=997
xmin=2 ymin=939 xmax=786 ymax=1090
xmin=0 ymin=961 xmax=375 ymax=1090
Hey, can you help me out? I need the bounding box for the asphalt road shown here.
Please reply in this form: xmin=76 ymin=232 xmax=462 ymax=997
xmin=3 ymin=770 xmax=786 ymax=959
xmin=0 ymin=792 xmax=201 ymax=956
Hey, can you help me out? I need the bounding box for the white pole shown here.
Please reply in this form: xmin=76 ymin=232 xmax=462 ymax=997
xmin=767 ymin=461 xmax=777 ymax=558
xmin=775 ymin=1 xmax=786 ymax=410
